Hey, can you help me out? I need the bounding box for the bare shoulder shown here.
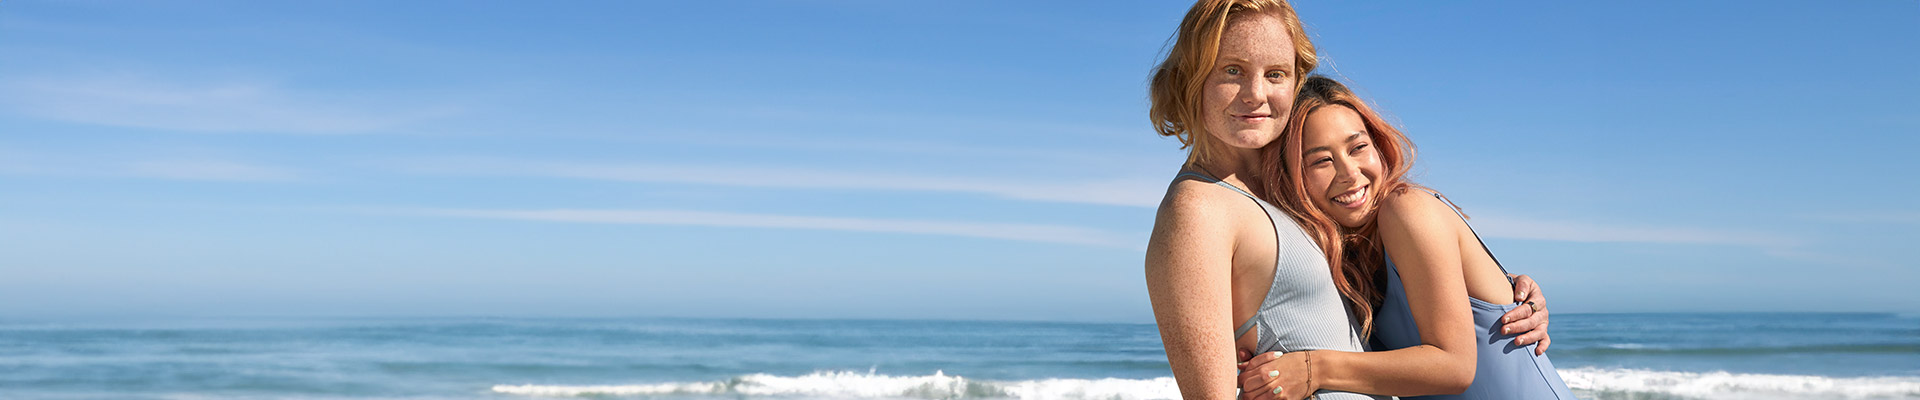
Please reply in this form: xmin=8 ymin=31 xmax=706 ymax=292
xmin=1154 ymin=178 xmax=1246 ymax=230
xmin=1375 ymin=189 xmax=1459 ymax=236
xmin=1146 ymin=178 xmax=1242 ymax=270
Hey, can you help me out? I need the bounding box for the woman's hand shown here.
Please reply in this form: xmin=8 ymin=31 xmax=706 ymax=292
xmin=1500 ymin=273 xmax=1551 ymax=355
xmin=1235 ymin=350 xmax=1316 ymax=400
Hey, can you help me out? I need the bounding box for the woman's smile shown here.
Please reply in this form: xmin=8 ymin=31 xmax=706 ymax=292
xmin=1234 ymin=112 xmax=1273 ymax=124
xmin=1330 ymin=184 xmax=1369 ymax=210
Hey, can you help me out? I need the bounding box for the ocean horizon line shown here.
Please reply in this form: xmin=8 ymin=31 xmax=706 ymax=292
xmin=1 ymin=311 xmax=1910 ymax=326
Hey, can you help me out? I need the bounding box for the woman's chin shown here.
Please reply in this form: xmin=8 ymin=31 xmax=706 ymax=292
xmin=1216 ymin=129 xmax=1276 ymax=149
xmin=1329 ymin=212 xmax=1366 ymax=229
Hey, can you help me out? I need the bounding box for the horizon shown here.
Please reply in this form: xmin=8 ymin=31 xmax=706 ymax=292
xmin=2 ymin=311 xmax=1913 ymax=326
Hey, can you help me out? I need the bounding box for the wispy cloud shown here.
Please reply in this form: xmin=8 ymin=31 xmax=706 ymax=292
xmin=396 ymin=207 xmax=1140 ymax=248
xmin=1800 ymin=212 xmax=1920 ymax=225
xmin=1469 ymin=214 xmax=1800 ymax=250
xmin=125 ymin=160 xmax=301 ymax=182
xmin=394 ymin=158 xmax=1165 ymax=207
xmin=0 ymin=149 xmax=301 ymax=182
xmin=0 ymin=75 xmax=455 ymax=134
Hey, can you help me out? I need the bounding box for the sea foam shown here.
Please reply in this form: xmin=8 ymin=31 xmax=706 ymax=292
xmin=1560 ymin=367 xmax=1920 ymax=399
xmin=492 ymin=370 xmax=1178 ymax=399
xmin=496 ymin=368 xmax=1920 ymax=399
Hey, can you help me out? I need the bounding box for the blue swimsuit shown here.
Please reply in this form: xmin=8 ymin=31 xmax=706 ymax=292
xmin=1369 ymin=192 xmax=1579 ymax=400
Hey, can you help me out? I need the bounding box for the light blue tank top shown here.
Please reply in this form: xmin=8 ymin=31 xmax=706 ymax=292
xmin=1175 ymin=172 xmax=1387 ymax=400
xmin=1370 ymin=192 xmax=1578 ymax=400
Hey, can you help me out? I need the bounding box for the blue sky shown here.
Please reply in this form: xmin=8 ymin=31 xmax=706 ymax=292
xmin=1 ymin=1 xmax=1914 ymax=322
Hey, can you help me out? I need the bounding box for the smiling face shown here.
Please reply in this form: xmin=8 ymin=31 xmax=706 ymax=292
xmin=1197 ymin=13 xmax=1297 ymax=157
xmin=1297 ymin=105 xmax=1383 ymax=228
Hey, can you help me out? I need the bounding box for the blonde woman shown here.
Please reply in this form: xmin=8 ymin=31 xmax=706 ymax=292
xmin=1143 ymin=2 xmax=1554 ymax=399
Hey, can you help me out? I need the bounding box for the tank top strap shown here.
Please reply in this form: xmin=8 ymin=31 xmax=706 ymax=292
xmin=1235 ymin=317 xmax=1260 ymax=339
xmin=1173 ymin=171 xmax=1215 ymax=183
xmin=1174 ymin=171 xmax=1260 ymax=200
xmin=1419 ymin=190 xmax=1514 ymax=281
xmin=1180 ymin=170 xmax=1279 ymax=342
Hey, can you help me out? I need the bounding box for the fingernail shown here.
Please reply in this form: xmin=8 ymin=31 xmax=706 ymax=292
xmin=1519 ymin=291 xmax=1527 ymax=298
xmin=1273 ymin=386 xmax=1284 ymax=394
xmin=1269 ymin=370 xmax=1279 ymax=377
xmin=1503 ymin=327 xmax=1511 ymax=334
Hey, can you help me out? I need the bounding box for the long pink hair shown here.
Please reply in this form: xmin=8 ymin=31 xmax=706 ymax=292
xmin=1260 ymin=76 xmax=1451 ymax=338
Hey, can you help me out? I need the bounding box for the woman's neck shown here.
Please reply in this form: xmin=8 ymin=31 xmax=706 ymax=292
xmin=1195 ymin=147 xmax=1260 ymax=180
xmin=1193 ymin=148 xmax=1263 ymax=194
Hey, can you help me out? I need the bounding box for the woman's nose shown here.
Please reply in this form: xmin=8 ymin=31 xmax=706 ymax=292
xmin=1334 ymin=158 xmax=1361 ymax=183
xmin=1240 ymin=78 xmax=1269 ymax=105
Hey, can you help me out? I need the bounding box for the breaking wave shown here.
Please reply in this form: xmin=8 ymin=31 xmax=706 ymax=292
xmin=495 ymin=368 xmax=1920 ymax=399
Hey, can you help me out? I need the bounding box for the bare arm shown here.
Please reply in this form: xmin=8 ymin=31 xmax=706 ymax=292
xmin=1145 ymin=185 xmax=1240 ymax=400
xmin=1237 ymin=193 xmax=1478 ymax=399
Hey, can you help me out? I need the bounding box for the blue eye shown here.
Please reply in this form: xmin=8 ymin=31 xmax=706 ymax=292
xmin=1266 ymin=71 xmax=1284 ymax=79
xmin=1226 ymin=66 xmax=1242 ymax=75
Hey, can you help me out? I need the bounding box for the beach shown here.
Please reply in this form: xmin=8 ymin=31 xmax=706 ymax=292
xmin=2 ymin=313 xmax=1914 ymax=399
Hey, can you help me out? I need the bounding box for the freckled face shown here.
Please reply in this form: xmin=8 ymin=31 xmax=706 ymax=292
xmin=1298 ymin=106 xmax=1383 ymax=228
xmin=1199 ymin=13 xmax=1297 ymax=151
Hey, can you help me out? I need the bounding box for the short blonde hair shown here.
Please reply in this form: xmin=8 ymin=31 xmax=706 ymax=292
xmin=1149 ymin=0 xmax=1318 ymax=167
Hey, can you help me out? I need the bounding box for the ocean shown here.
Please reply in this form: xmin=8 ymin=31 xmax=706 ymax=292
xmin=1 ymin=313 xmax=1914 ymax=399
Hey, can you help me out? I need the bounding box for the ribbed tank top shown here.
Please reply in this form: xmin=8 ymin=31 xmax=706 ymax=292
xmin=1175 ymin=172 xmax=1386 ymax=400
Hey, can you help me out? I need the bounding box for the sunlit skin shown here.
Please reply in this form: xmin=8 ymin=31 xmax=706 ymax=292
xmin=1296 ymin=106 xmax=1381 ymax=229
xmin=1233 ymin=104 xmax=1540 ymax=400
xmin=1149 ymin=8 xmax=1554 ymax=400
xmin=1197 ymin=13 xmax=1297 ymax=174
xmin=1200 ymin=9 xmax=1302 ymax=374
xmin=1146 ymin=12 xmax=1302 ymax=400
xmin=1294 ymin=105 xmax=1515 ymax=308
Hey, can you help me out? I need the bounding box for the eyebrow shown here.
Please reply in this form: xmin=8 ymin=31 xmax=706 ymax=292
xmin=1303 ymin=132 xmax=1366 ymax=155
xmin=1216 ymin=56 xmax=1293 ymax=69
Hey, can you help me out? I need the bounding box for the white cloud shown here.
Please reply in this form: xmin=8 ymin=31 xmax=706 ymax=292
xmin=1469 ymin=214 xmax=1800 ymax=249
xmin=400 ymin=208 xmax=1141 ymax=248
xmin=0 ymin=148 xmax=300 ymax=182
xmin=395 ymin=158 xmax=1166 ymax=208
xmin=0 ymin=75 xmax=454 ymax=134
xmin=1801 ymin=212 xmax=1920 ymax=225
xmin=126 ymin=160 xmax=300 ymax=182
